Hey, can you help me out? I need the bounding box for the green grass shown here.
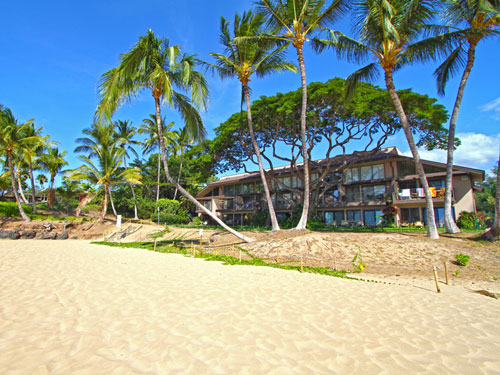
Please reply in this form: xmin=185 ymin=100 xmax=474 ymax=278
xmin=92 ymin=240 xmax=354 ymax=279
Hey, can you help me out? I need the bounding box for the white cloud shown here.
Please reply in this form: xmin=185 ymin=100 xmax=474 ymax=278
xmin=402 ymin=132 xmax=500 ymax=171
xmin=479 ymin=97 xmax=500 ymax=120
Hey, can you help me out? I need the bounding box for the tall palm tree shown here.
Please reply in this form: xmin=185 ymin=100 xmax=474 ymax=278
xmin=39 ymin=147 xmax=67 ymax=209
xmin=69 ymin=145 xmax=141 ymax=222
xmin=0 ymin=106 xmax=35 ymax=221
xmin=209 ymin=11 xmax=297 ymax=232
xmin=435 ymin=0 xmax=500 ymax=233
xmin=96 ymin=30 xmax=253 ymax=242
xmin=114 ymin=120 xmax=141 ymax=219
xmin=172 ymin=127 xmax=193 ymax=201
xmin=317 ymin=0 xmax=460 ymax=239
xmin=138 ymin=114 xmax=178 ymax=202
xmin=252 ymin=0 xmax=348 ymax=230
xmin=36 ymin=174 xmax=47 ymax=190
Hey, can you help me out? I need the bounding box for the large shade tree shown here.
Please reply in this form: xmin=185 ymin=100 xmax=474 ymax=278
xmin=209 ymin=10 xmax=297 ymax=231
xmin=96 ymin=30 xmax=253 ymax=242
xmin=316 ymin=0 xmax=460 ymax=239
xmin=435 ymin=0 xmax=500 ymax=233
xmin=251 ymin=0 xmax=348 ymax=230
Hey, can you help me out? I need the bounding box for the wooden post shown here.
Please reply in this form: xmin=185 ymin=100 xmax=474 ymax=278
xmin=333 ymin=253 xmax=337 ymax=271
xmin=239 ymin=249 xmax=242 ymax=262
xmin=276 ymin=248 xmax=280 ymax=263
xmin=300 ymin=254 xmax=304 ymax=273
xmin=444 ymin=262 xmax=449 ymax=285
xmin=154 ymin=239 xmax=157 ymax=252
xmin=215 ymin=248 xmax=218 ymax=256
xmin=433 ymin=266 xmax=441 ymax=293
xmin=199 ymin=228 xmax=203 ymax=256
xmin=192 ymin=243 xmax=195 ymax=258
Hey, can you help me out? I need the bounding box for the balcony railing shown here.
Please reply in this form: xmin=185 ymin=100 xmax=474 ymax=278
xmin=395 ymin=187 xmax=449 ymax=200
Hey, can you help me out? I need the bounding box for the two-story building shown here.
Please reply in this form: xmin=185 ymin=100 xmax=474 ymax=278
xmin=195 ymin=147 xmax=484 ymax=227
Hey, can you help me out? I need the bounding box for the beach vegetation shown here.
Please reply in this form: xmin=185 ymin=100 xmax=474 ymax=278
xmin=455 ymin=253 xmax=470 ymax=266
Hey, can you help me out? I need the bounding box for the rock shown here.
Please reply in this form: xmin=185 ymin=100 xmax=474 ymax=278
xmin=0 ymin=230 xmax=9 ymax=239
xmin=21 ymin=230 xmax=37 ymax=239
xmin=57 ymin=231 xmax=69 ymax=240
xmin=41 ymin=232 xmax=57 ymax=240
xmin=8 ymin=231 xmax=20 ymax=240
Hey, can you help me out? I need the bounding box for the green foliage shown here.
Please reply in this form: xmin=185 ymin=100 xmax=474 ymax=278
xmin=457 ymin=211 xmax=485 ymax=229
xmin=0 ymin=202 xmax=33 ymax=217
xmin=351 ymin=250 xmax=366 ymax=273
xmin=192 ymin=216 xmax=202 ymax=226
xmin=455 ymin=253 xmax=470 ymax=267
xmin=248 ymin=211 xmax=269 ymax=227
xmin=152 ymin=199 xmax=190 ymax=224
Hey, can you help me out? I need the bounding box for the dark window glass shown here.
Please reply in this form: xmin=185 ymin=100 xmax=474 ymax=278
xmin=397 ymin=161 xmax=416 ymax=177
xmin=347 ymin=210 xmax=361 ymax=222
xmin=346 ymin=186 xmax=361 ymax=202
xmin=224 ymin=185 xmax=234 ymax=195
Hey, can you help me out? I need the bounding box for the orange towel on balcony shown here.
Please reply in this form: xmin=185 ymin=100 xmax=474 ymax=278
xmin=430 ymin=187 xmax=437 ymax=197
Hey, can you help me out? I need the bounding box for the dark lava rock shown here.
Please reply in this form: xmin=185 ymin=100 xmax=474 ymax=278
xmin=41 ymin=232 xmax=57 ymax=240
xmin=0 ymin=230 xmax=9 ymax=239
xmin=57 ymin=231 xmax=69 ymax=240
xmin=21 ymin=230 xmax=37 ymax=239
xmin=8 ymin=231 xmax=20 ymax=240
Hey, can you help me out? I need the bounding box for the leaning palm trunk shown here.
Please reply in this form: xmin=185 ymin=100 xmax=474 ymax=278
xmin=444 ymin=44 xmax=477 ymax=234
xmin=492 ymin=147 xmax=500 ymax=238
xmin=16 ymin=170 xmax=29 ymax=205
xmin=385 ymin=70 xmax=439 ymax=239
xmin=100 ymin=185 xmax=109 ymax=222
xmin=156 ymin=155 xmax=161 ymax=202
xmin=243 ymin=84 xmax=280 ymax=232
xmin=108 ymin=188 xmax=117 ymax=217
xmin=295 ymin=45 xmax=311 ymax=231
xmin=48 ymin=175 xmax=56 ymax=209
xmin=28 ymin=162 xmax=37 ymax=214
xmin=75 ymin=190 xmax=96 ymax=217
xmin=123 ymin=157 xmax=138 ymax=219
xmin=154 ymin=97 xmax=253 ymax=243
xmin=173 ymin=153 xmax=183 ymax=201
xmin=7 ymin=153 xmax=30 ymax=222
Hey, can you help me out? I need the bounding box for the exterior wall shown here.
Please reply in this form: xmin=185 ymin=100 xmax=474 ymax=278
xmin=453 ymin=174 xmax=476 ymax=215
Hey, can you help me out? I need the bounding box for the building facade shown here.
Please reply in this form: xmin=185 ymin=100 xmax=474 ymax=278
xmin=195 ymin=147 xmax=484 ymax=227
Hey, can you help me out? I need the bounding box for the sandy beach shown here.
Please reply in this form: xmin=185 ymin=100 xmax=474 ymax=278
xmin=1 ymin=240 xmax=499 ymax=374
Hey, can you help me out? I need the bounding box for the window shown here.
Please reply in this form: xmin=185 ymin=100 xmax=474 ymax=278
xmin=256 ymin=182 xmax=264 ymax=192
xmin=397 ymin=161 xmax=416 ymax=177
xmin=223 ymin=214 xmax=233 ymax=225
xmin=345 ymin=168 xmax=359 ymax=183
xmin=325 ymin=211 xmax=344 ymax=225
xmin=324 ymin=188 xmax=339 ymax=205
xmin=278 ymin=176 xmax=291 ymax=189
xmin=401 ymin=207 xmax=420 ymax=223
xmin=347 ymin=210 xmax=361 ymax=222
xmin=235 ymin=184 xmax=241 ymax=194
xmin=234 ymin=214 xmax=242 ymax=226
xmin=363 ymin=210 xmax=383 ymax=226
xmin=424 ymin=164 xmax=445 ymax=174
xmin=276 ymin=193 xmax=292 ymax=209
xmin=224 ymin=185 xmax=234 ymax=195
xmin=243 ymin=196 xmax=253 ymax=209
xmin=362 ymin=185 xmax=386 ymax=202
xmin=429 ymin=179 xmax=445 ymax=189
xmin=223 ymin=199 xmax=233 ymax=210
xmin=292 ymin=176 xmax=303 ymax=188
xmin=324 ymin=171 xmax=342 ymax=185
xmin=346 ymin=186 xmax=361 ymax=202
xmin=203 ymin=200 xmax=212 ymax=210
xmin=360 ymin=164 xmax=385 ymax=181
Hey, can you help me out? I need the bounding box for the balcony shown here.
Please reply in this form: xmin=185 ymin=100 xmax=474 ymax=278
xmin=394 ymin=187 xmax=452 ymax=203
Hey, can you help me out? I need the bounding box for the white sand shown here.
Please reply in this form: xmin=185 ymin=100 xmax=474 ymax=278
xmin=0 ymin=240 xmax=499 ymax=375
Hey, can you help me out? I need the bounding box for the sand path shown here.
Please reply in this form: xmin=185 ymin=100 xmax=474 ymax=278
xmin=0 ymin=240 xmax=499 ymax=374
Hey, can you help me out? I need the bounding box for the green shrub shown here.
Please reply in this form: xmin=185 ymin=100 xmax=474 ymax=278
xmin=455 ymin=253 xmax=470 ymax=267
xmin=151 ymin=199 xmax=190 ymax=224
xmin=248 ymin=211 xmax=269 ymax=227
xmin=457 ymin=211 xmax=484 ymax=229
xmin=0 ymin=201 xmax=33 ymax=217
xmin=192 ymin=216 xmax=202 ymax=226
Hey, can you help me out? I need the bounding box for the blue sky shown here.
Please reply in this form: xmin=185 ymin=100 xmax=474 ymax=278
xmin=1 ymin=0 xmax=499 ymax=183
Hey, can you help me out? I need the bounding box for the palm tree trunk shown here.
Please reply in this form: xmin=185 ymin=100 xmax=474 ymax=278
xmin=108 ymin=188 xmax=117 ymax=217
xmin=28 ymin=162 xmax=37 ymax=214
xmin=123 ymin=156 xmax=138 ymax=219
xmin=295 ymin=44 xmax=311 ymax=231
xmin=7 ymin=152 xmax=30 ymax=222
xmin=48 ymin=175 xmax=56 ymax=209
xmin=101 ymin=185 xmax=108 ymax=222
xmin=153 ymin=96 xmax=253 ymax=243
xmin=173 ymin=151 xmax=183 ymax=201
xmin=384 ymin=69 xmax=439 ymax=239
xmin=444 ymin=44 xmax=477 ymax=234
xmin=491 ymin=147 xmax=500 ymax=238
xmin=156 ymin=154 xmax=161 ymax=202
xmin=76 ymin=190 xmax=96 ymax=217
xmin=243 ymin=83 xmax=280 ymax=232
xmin=16 ymin=170 xmax=29 ymax=205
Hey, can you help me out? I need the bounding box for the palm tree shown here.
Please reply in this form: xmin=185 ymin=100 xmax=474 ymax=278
xmin=114 ymin=120 xmax=141 ymax=219
xmin=19 ymin=123 xmax=50 ymax=213
xmin=39 ymin=147 xmax=67 ymax=209
xmin=209 ymin=11 xmax=297 ymax=232
xmin=36 ymin=174 xmax=47 ymax=190
xmin=96 ymin=30 xmax=253 ymax=242
xmin=435 ymin=0 xmax=500 ymax=233
xmin=69 ymin=145 xmax=141 ymax=222
xmin=172 ymin=127 xmax=193 ymax=201
xmin=317 ymin=0 xmax=461 ymax=239
xmin=493 ymin=147 xmax=500 ymax=238
xmin=138 ymin=114 xmax=178 ymax=202
xmin=0 ymin=106 xmax=35 ymax=221
xmin=252 ymin=0 xmax=348 ymax=230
